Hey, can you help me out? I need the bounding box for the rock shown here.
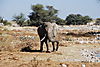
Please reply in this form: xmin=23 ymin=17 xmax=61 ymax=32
xmin=82 ymin=64 xmax=86 ymax=67
xmin=96 ymin=37 xmax=100 ymax=40
xmin=0 ymin=23 xmax=4 ymax=26
xmin=61 ymin=64 xmax=67 ymax=67
xmin=81 ymin=49 xmax=100 ymax=62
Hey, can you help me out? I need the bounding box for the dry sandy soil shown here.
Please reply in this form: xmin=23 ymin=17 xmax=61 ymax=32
xmin=0 ymin=45 xmax=100 ymax=67
xmin=0 ymin=25 xmax=100 ymax=67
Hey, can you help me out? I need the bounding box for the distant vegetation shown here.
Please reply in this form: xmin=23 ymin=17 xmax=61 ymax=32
xmin=65 ymin=14 xmax=92 ymax=25
xmin=95 ymin=18 xmax=100 ymax=25
xmin=0 ymin=17 xmax=11 ymax=26
xmin=12 ymin=13 xmax=26 ymax=26
xmin=28 ymin=4 xmax=66 ymax=26
xmin=27 ymin=4 xmax=93 ymax=26
xmin=0 ymin=4 xmax=96 ymax=26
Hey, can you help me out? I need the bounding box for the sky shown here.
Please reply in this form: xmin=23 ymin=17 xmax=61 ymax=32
xmin=0 ymin=0 xmax=100 ymax=20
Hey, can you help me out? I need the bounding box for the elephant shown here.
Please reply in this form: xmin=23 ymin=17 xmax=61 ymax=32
xmin=37 ymin=22 xmax=59 ymax=53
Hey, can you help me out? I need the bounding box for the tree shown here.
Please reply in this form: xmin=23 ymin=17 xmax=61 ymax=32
xmin=54 ymin=17 xmax=66 ymax=25
xmin=0 ymin=17 xmax=3 ymax=23
xmin=12 ymin=13 xmax=26 ymax=26
xmin=82 ymin=16 xmax=92 ymax=25
xmin=65 ymin=14 xmax=92 ymax=25
xmin=95 ymin=18 xmax=100 ymax=25
xmin=28 ymin=4 xmax=65 ymax=26
xmin=0 ymin=16 xmax=11 ymax=26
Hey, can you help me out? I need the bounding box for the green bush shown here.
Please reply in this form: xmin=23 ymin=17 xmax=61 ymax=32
xmin=95 ymin=18 xmax=100 ymax=25
xmin=12 ymin=13 xmax=26 ymax=26
xmin=0 ymin=17 xmax=11 ymax=26
xmin=65 ymin=14 xmax=92 ymax=25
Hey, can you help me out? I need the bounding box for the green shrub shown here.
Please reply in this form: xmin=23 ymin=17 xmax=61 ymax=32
xmin=65 ymin=14 xmax=92 ymax=25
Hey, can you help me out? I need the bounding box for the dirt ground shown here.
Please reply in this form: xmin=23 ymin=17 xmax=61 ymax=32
xmin=0 ymin=25 xmax=100 ymax=67
xmin=0 ymin=45 xmax=100 ymax=67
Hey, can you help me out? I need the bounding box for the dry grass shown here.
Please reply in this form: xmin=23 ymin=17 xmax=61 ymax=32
xmin=0 ymin=26 xmax=100 ymax=67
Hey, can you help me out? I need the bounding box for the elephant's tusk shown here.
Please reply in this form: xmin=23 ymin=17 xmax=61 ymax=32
xmin=41 ymin=34 xmax=46 ymax=41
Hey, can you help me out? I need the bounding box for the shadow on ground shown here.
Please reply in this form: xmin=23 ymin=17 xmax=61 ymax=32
xmin=20 ymin=46 xmax=41 ymax=52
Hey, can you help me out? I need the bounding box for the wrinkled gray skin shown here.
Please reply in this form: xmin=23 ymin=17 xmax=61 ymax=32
xmin=37 ymin=22 xmax=59 ymax=53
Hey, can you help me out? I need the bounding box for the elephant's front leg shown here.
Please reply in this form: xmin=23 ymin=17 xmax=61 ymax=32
xmin=45 ymin=40 xmax=51 ymax=53
xmin=40 ymin=41 xmax=44 ymax=52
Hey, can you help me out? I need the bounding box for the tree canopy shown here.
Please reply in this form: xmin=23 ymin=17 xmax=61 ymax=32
xmin=28 ymin=4 xmax=66 ymax=26
xmin=12 ymin=13 xmax=26 ymax=26
xmin=65 ymin=14 xmax=92 ymax=25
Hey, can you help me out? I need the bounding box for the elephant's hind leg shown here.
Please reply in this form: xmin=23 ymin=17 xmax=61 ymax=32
xmin=45 ymin=41 xmax=51 ymax=53
xmin=56 ymin=41 xmax=59 ymax=51
xmin=52 ymin=42 xmax=55 ymax=52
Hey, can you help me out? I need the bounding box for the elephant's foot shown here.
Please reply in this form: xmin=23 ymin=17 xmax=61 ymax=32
xmin=52 ymin=50 xmax=56 ymax=52
xmin=56 ymin=48 xmax=58 ymax=51
xmin=46 ymin=51 xmax=51 ymax=53
xmin=40 ymin=50 xmax=44 ymax=52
